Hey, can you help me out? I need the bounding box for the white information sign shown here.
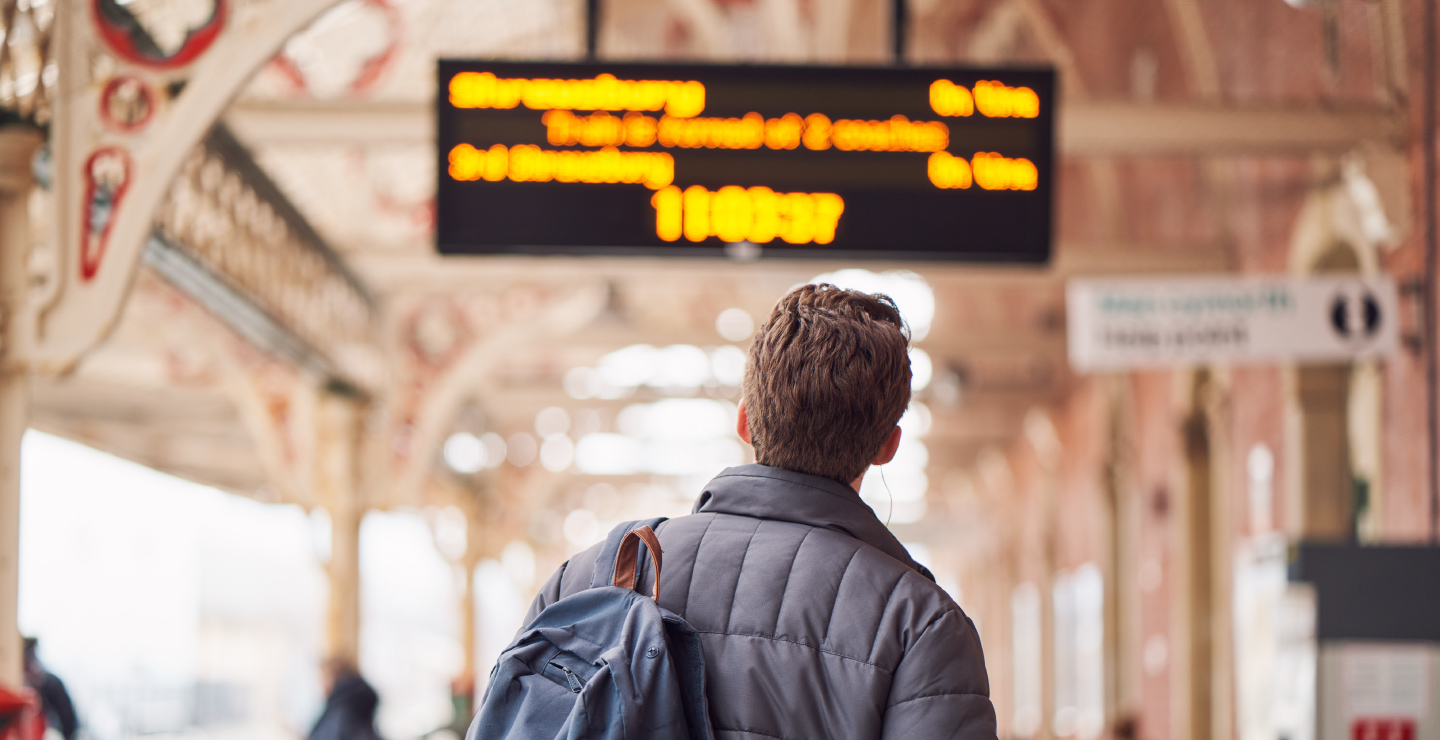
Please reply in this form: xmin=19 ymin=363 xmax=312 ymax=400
xmin=1067 ymin=275 xmax=1400 ymax=371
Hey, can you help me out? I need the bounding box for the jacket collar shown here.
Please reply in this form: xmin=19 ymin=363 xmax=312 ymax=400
xmin=693 ymin=464 xmax=933 ymax=580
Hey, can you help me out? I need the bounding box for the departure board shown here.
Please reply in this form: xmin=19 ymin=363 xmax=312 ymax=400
xmin=436 ymin=61 xmax=1054 ymax=262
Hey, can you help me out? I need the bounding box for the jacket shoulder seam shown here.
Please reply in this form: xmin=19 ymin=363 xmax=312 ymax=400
xmin=772 ymin=527 xmax=813 ymax=634
xmin=722 ymin=517 xmax=765 ymax=633
xmin=713 ymin=725 xmax=789 ymax=739
xmin=906 ymin=598 xmax=968 ymax=645
xmin=682 ymin=514 xmax=719 ymax=618
xmin=822 ymin=545 xmax=864 ymax=644
xmin=694 ymin=629 xmax=893 ymax=674
xmin=887 ymin=691 xmax=990 ymax=709
xmin=869 ymin=569 xmax=911 ymax=664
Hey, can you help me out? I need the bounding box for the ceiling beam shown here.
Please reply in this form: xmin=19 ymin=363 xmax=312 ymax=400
xmin=1060 ymin=103 xmax=1402 ymax=156
xmin=226 ymin=100 xmax=1402 ymax=156
xmin=29 ymin=379 xmax=269 ymax=496
xmin=227 ymin=101 xmax=430 ymax=146
xmin=346 ymin=239 xmax=1231 ymax=295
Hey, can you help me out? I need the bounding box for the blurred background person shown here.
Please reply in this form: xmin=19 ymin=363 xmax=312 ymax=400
xmin=22 ymin=639 xmax=76 ymax=740
xmin=309 ymin=658 xmax=384 ymax=740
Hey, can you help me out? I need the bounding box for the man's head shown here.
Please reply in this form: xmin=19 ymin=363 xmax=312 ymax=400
xmin=739 ymin=283 xmax=912 ymax=485
xmin=23 ymin=637 xmax=42 ymax=683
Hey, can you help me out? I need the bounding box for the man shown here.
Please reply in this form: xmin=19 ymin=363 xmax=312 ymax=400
xmin=527 ymin=284 xmax=997 ymax=739
xmin=308 ymin=658 xmax=384 ymax=740
xmin=23 ymin=639 xmax=77 ymax=740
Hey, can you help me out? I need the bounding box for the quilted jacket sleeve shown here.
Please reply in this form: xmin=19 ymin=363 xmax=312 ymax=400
xmin=881 ymin=609 xmax=998 ymax=740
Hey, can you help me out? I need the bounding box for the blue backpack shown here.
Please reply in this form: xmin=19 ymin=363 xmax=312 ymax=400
xmin=467 ymin=519 xmax=715 ymax=740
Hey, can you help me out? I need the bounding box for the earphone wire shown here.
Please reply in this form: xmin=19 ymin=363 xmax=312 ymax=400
xmin=880 ymin=465 xmax=894 ymax=527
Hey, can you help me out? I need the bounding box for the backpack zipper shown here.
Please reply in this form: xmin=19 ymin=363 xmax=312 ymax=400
xmin=549 ymin=662 xmax=584 ymax=693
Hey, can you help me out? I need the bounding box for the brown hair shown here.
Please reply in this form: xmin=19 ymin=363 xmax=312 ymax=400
xmin=742 ymin=283 xmax=912 ymax=484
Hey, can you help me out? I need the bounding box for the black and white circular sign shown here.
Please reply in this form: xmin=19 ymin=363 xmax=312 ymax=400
xmin=1330 ymin=284 xmax=1383 ymax=343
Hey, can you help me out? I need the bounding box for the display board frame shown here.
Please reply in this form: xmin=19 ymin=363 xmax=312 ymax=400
xmin=436 ymin=60 xmax=1055 ymax=263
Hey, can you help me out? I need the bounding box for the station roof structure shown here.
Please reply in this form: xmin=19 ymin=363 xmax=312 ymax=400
xmin=14 ymin=0 xmax=1412 ymax=547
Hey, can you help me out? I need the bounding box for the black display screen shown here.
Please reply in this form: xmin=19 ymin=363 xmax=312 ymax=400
xmin=436 ymin=60 xmax=1054 ymax=262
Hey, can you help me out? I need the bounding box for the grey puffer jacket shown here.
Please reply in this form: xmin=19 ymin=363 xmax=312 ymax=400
xmin=526 ymin=464 xmax=998 ymax=740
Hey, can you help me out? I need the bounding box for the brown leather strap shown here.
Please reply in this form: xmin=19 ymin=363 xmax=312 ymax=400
xmin=612 ymin=525 xmax=664 ymax=600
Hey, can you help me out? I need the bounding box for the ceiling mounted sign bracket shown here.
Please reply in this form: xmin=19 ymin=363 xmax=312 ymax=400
xmin=586 ymin=0 xmax=602 ymax=61
xmin=893 ymin=0 xmax=908 ymax=66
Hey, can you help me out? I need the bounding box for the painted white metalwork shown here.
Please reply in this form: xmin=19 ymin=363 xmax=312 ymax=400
xmin=154 ymin=125 xmax=382 ymax=392
xmin=10 ymin=0 xmax=347 ymax=375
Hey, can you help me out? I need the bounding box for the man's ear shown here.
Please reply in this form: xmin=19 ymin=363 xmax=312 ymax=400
xmin=736 ymin=399 xmax=753 ymax=445
xmin=871 ymin=426 xmax=902 ymax=465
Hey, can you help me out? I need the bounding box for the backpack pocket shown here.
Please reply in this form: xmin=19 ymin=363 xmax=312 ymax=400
xmin=541 ymin=649 xmax=596 ymax=695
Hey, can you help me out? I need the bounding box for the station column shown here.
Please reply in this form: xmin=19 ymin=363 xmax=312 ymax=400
xmin=318 ymin=389 xmax=366 ymax=665
xmin=0 ymin=366 xmax=24 ymax=690
xmin=0 ymin=127 xmax=42 ymax=687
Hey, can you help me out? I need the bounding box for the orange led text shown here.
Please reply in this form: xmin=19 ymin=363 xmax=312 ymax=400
xmin=651 ymin=185 xmax=845 ymax=244
xmin=543 ymin=110 xmax=658 ymax=147
xmin=928 ymin=152 xmax=973 ymax=189
xmin=930 ymin=79 xmax=1040 ymax=119
xmin=974 ymin=81 xmax=1040 ymax=118
xmin=449 ymin=143 xmax=675 ymax=190
xmin=831 ymin=115 xmax=948 ymax=152
xmin=929 ymin=151 xmax=1038 ymax=190
xmin=449 ymin=72 xmax=706 ymax=118
xmin=641 ymin=111 xmax=948 ymax=152
xmin=930 ymin=80 xmax=975 ymax=116
xmin=658 ymin=113 xmax=768 ymax=149
xmin=971 ymin=152 xmax=1039 ymax=190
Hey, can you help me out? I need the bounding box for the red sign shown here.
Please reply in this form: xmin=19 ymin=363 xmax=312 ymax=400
xmin=0 ymin=684 xmax=45 ymax=740
xmin=1353 ymin=718 xmax=1416 ymax=740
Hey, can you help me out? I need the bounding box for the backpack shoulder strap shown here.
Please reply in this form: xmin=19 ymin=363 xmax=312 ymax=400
xmin=590 ymin=517 xmax=667 ymax=597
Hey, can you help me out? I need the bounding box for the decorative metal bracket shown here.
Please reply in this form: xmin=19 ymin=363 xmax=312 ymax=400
xmin=8 ymin=0 xmax=347 ymax=375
